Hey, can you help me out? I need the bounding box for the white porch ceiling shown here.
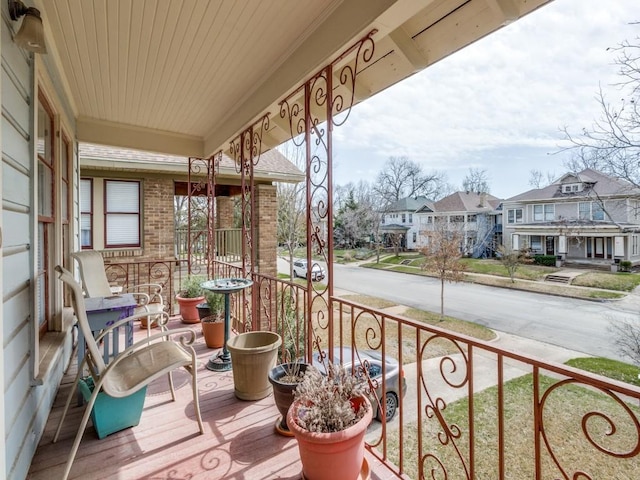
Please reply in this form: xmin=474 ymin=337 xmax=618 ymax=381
xmin=37 ymin=0 xmax=552 ymax=158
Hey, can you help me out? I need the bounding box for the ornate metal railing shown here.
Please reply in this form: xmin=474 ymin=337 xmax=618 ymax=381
xmin=234 ymin=264 xmax=640 ymax=479
xmin=326 ymin=295 xmax=640 ymax=480
xmin=103 ymin=259 xmax=187 ymax=314
xmin=116 ymin=256 xmax=636 ymax=478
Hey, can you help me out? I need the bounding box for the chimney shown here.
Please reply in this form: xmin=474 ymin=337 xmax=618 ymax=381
xmin=478 ymin=192 xmax=487 ymax=208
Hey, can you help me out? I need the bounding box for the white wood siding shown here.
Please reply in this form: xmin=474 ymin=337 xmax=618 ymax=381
xmin=2 ymin=10 xmax=35 ymax=477
xmin=2 ymin=10 xmax=73 ymax=479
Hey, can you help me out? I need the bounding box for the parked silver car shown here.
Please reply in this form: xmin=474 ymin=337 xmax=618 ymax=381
xmin=292 ymin=259 xmax=326 ymax=281
xmin=311 ymin=347 xmax=407 ymax=421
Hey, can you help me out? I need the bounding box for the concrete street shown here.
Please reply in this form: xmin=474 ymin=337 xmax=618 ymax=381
xmin=278 ymin=257 xmax=638 ymax=362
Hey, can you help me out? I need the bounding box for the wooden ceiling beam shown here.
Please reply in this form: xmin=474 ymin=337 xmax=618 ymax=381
xmin=485 ymin=0 xmax=520 ymax=25
xmin=388 ymin=26 xmax=429 ymax=72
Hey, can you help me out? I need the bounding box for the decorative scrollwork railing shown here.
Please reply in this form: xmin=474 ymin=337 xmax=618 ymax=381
xmin=324 ymin=295 xmax=639 ymax=480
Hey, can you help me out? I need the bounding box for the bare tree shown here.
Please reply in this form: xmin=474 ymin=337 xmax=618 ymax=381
xmin=420 ymin=220 xmax=466 ymax=320
xmin=461 ymin=168 xmax=491 ymax=194
xmin=496 ymin=245 xmax=532 ymax=283
xmin=334 ymin=181 xmax=381 ymax=249
xmin=609 ymin=317 xmax=640 ymax=366
xmin=374 ymin=156 xmax=448 ymax=206
xmin=528 ymin=169 xmax=557 ymax=189
xmin=561 ymin=33 xmax=640 ymax=188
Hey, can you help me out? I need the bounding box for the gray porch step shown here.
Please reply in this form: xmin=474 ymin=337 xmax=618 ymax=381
xmin=545 ymin=274 xmax=572 ymax=284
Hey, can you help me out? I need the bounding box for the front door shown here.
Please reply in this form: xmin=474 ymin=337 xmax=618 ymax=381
xmin=594 ymin=237 xmax=605 ymax=258
xmin=545 ymin=236 xmax=555 ymax=255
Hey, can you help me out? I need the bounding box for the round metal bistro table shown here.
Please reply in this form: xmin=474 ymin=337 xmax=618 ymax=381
xmin=201 ymin=278 xmax=253 ymax=372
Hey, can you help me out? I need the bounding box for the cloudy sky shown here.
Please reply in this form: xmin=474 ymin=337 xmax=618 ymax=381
xmin=332 ymin=0 xmax=639 ymax=199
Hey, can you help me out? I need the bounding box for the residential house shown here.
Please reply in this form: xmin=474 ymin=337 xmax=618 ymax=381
xmin=502 ymin=169 xmax=640 ymax=266
xmin=4 ymin=2 xmax=634 ymax=480
xmin=416 ymin=191 xmax=502 ymax=257
xmin=379 ymin=196 xmax=432 ymax=250
xmin=78 ymin=142 xmax=303 ymax=301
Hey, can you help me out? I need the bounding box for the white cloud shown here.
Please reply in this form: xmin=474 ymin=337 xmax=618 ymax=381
xmin=333 ymin=0 xmax=639 ymax=198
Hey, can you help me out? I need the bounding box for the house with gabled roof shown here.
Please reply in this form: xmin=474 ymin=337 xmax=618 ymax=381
xmin=379 ymin=196 xmax=433 ymax=250
xmin=502 ymin=168 xmax=640 ymax=266
xmin=416 ymin=191 xmax=502 ymax=257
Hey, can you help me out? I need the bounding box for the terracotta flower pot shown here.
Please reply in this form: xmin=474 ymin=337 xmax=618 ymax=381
xmin=201 ymin=316 xmax=224 ymax=348
xmin=268 ymin=363 xmax=310 ymax=436
xmin=176 ymin=295 xmax=205 ymax=323
xmin=287 ymin=396 xmax=372 ymax=480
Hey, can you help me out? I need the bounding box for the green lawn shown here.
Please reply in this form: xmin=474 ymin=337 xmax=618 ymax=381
xmin=565 ymin=357 xmax=640 ymax=386
xmin=376 ymin=255 xmax=558 ymax=281
xmin=460 ymin=258 xmax=557 ymax=280
xmin=572 ymin=272 xmax=640 ymax=292
xmin=387 ymin=374 xmax=639 ymax=479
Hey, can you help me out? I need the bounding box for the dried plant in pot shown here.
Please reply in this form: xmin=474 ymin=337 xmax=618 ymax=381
xmin=286 ymin=363 xmax=372 ymax=480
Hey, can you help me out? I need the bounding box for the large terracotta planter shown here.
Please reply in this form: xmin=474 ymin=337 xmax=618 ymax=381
xmin=176 ymin=295 xmax=205 ymax=323
xmin=287 ymin=396 xmax=372 ymax=480
xmin=226 ymin=331 xmax=282 ymax=400
xmin=268 ymin=363 xmax=310 ymax=436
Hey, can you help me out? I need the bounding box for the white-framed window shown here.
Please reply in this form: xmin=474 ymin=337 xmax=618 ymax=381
xmin=450 ymin=215 xmax=464 ymax=223
xmin=105 ymin=180 xmax=141 ymax=247
xmin=37 ymin=93 xmax=55 ymax=336
xmin=402 ymin=213 xmax=406 ymax=223
xmin=80 ymin=179 xmax=93 ymax=248
xmin=633 ymin=235 xmax=639 ymax=256
xmin=409 ymin=213 xmax=413 ymax=223
xmin=427 ymin=216 xmax=433 ymax=224
xmin=578 ymin=201 xmax=605 ymax=221
xmin=530 ymin=235 xmax=542 ymax=253
xmin=467 ymin=214 xmax=477 ymax=222
xmin=412 ymin=232 xmax=417 ymax=242
xmin=507 ymin=208 xmax=523 ymax=224
xmin=533 ymin=204 xmax=555 ymax=222
xmin=563 ymin=183 xmax=582 ymax=193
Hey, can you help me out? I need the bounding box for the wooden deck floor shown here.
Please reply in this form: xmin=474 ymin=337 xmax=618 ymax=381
xmin=27 ymin=318 xmax=395 ymax=480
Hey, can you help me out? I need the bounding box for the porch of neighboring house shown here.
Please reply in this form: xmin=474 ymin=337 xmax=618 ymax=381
xmin=518 ymin=232 xmax=630 ymax=265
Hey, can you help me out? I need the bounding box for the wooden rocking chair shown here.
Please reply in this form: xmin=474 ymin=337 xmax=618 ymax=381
xmin=53 ymin=265 xmax=204 ymax=480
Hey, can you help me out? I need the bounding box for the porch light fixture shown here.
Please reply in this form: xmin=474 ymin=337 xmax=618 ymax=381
xmin=8 ymin=0 xmax=46 ymax=54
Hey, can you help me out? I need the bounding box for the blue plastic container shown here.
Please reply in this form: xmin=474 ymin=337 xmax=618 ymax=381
xmin=78 ymin=377 xmax=147 ymax=439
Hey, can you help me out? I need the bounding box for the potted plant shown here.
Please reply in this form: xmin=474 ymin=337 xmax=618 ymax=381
xmin=286 ymin=363 xmax=373 ymax=480
xmin=268 ymin=361 xmax=309 ymax=436
xmin=176 ymin=275 xmax=206 ymax=324
xmin=200 ymin=290 xmax=225 ymax=348
xmin=268 ymin=291 xmax=310 ymax=436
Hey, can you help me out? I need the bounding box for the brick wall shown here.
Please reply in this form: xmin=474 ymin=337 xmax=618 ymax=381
xmin=216 ymin=196 xmax=234 ymax=229
xmin=143 ymin=177 xmax=176 ymax=260
xmin=255 ymin=184 xmax=277 ymax=278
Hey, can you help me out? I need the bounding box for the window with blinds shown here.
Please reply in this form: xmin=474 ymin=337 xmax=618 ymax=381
xmin=105 ymin=180 xmax=140 ymax=247
xmin=80 ymin=179 xmax=93 ymax=248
